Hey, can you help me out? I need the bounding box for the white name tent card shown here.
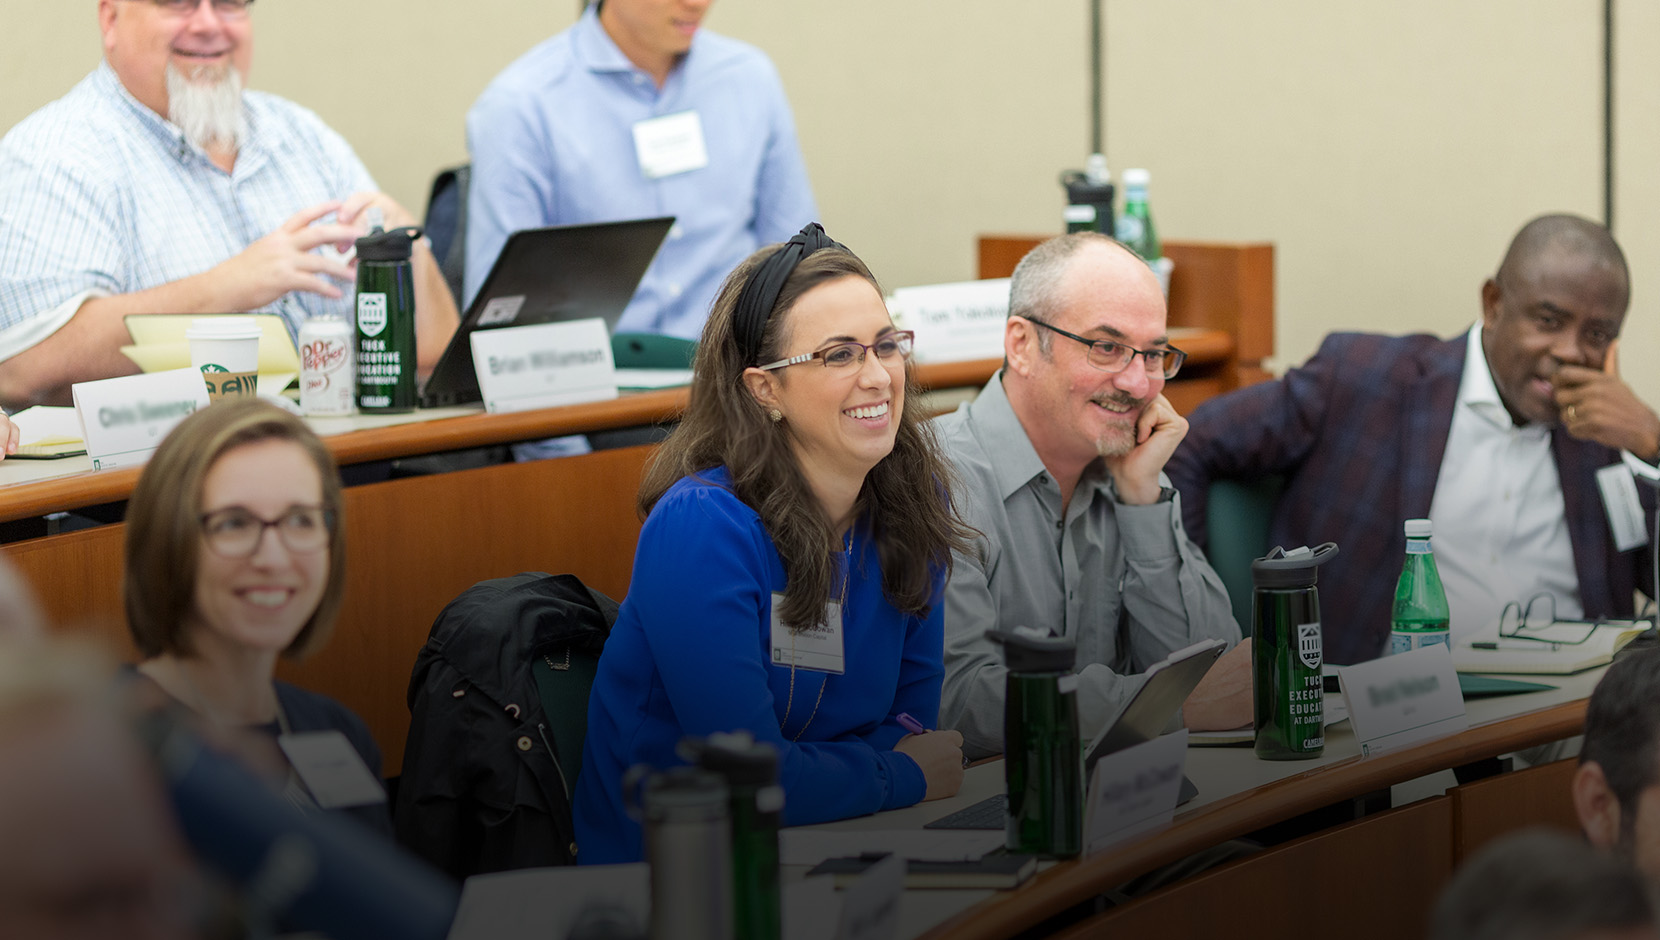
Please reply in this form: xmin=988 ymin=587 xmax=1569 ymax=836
xmin=1337 ymin=644 xmax=1468 ymax=756
xmin=834 ymin=852 xmax=903 ymax=940
xmin=889 ymin=279 xmax=1011 ymax=364
xmin=71 ymin=368 xmax=210 ymax=470
xmin=468 ymin=318 xmax=619 ymax=414
xmin=1083 ymin=729 xmax=1188 ymax=855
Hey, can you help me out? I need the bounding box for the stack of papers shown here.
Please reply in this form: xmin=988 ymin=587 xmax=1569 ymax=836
xmin=1451 ymin=620 xmax=1651 ymax=675
xmin=8 ymin=406 xmax=85 ymax=459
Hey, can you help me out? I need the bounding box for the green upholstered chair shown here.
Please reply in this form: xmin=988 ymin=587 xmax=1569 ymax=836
xmin=1202 ymin=475 xmax=1285 ymax=638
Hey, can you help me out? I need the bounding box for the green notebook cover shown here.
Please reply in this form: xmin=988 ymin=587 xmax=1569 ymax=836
xmin=1458 ymin=674 xmax=1557 ymax=699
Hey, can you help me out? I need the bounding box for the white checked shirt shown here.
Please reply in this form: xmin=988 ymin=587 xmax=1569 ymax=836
xmin=0 ymin=62 xmax=376 ymax=360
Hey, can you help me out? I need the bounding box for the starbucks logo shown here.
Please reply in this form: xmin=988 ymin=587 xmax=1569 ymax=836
xmin=358 ymin=293 xmax=388 ymax=338
xmin=200 ymin=363 xmax=228 ymax=373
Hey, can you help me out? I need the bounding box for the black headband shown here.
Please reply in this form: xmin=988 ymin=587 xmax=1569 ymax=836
xmin=734 ymin=222 xmax=843 ymax=366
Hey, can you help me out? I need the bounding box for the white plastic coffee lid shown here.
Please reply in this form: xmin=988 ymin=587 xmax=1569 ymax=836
xmin=1404 ymin=518 xmax=1433 ymax=538
xmin=185 ymin=316 xmax=261 ymax=340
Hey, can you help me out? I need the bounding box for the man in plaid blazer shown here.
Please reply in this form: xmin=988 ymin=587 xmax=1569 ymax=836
xmin=1167 ymin=215 xmax=1658 ymax=664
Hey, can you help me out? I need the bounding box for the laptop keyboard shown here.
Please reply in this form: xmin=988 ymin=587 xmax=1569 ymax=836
xmin=923 ymin=794 xmax=1007 ymax=830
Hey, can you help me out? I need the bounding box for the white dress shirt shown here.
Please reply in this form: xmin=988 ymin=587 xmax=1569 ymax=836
xmin=1428 ymin=324 xmax=1581 ymax=638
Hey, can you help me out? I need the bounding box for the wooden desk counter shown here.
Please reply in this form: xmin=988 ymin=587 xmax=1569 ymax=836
xmin=901 ymin=672 xmax=1596 ymax=940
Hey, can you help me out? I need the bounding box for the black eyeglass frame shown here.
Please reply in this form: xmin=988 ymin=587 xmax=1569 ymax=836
xmin=198 ymin=505 xmax=334 ymax=559
xmin=1496 ymin=593 xmax=1601 ymax=648
xmin=1020 ymin=316 xmax=1187 ymax=379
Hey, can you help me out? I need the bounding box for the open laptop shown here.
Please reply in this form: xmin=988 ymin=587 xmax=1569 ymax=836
xmin=418 ymin=216 xmax=674 ymax=408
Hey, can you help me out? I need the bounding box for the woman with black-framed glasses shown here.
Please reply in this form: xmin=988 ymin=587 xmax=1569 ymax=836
xmin=574 ymin=225 xmax=977 ymax=864
xmin=123 ymin=398 xmax=390 ymax=836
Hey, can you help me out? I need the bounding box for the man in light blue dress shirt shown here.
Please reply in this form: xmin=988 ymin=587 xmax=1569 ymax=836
xmin=0 ymin=0 xmax=459 ymax=409
xmin=465 ymin=0 xmax=818 ymax=339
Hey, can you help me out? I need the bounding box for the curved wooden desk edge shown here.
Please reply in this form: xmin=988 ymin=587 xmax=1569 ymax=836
xmin=0 ymin=334 xmax=1233 ymax=525
xmin=917 ymin=697 xmax=1588 ymax=940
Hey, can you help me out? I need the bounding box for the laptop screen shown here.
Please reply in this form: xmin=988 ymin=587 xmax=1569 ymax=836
xmin=420 ymin=216 xmax=674 ymax=408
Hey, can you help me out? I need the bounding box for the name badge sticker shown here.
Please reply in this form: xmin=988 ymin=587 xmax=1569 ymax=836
xmin=278 ymin=730 xmax=386 ymax=809
xmin=71 ymin=368 xmax=210 ymax=470
xmin=770 ymin=592 xmax=846 ymax=674
xmin=1597 ymin=462 xmax=1650 ymax=552
xmin=1337 ymin=644 xmax=1467 ymax=756
xmin=632 ymin=110 xmax=709 ymax=179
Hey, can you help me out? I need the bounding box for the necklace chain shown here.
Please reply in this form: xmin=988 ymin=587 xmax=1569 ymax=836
xmin=781 ymin=530 xmax=853 ymax=742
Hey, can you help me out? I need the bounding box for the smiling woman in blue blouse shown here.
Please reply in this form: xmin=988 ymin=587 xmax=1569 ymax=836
xmin=574 ymin=224 xmax=974 ymax=863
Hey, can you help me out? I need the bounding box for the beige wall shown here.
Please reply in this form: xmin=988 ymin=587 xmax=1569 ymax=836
xmin=4 ymin=1 xmax=1654 ymax=403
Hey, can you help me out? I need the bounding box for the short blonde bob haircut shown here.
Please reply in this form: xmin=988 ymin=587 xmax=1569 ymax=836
xmin=124 ymin=399 xmax=346 ymax=660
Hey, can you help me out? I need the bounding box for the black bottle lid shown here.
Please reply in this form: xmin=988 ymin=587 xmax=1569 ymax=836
xmin=1250 ymin=543 xmax=1340 ymax=590
xmin=680 ymin=731 xmax=779 ymax=787
xmin=355 ymin=225 xmax=422 ymax=262
xmin=987 ymin=627 xmax=1077 ymax=673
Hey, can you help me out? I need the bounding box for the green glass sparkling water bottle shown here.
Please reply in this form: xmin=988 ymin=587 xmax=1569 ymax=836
xmin=1391 ymin=518 xmax=1451 ymax=655
xmin=1117 ymin=168 xmax=1161 ymax=265
xmin=989 ymin=628 xmax=1082 ymax=859
xmin=1252 ymin=543 xmax=1338 ymax=761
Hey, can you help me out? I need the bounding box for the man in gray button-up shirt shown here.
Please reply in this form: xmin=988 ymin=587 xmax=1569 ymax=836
xmin=934 ymin=233 xmax=1250 ymax=759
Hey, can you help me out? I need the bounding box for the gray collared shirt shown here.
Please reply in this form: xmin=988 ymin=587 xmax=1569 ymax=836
xmin=934 ymin=372 xmax=1240 ymax=759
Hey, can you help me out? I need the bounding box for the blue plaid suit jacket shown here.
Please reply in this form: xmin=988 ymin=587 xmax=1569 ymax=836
xmin=1166 ymin=331 xmax=1654 ymax=664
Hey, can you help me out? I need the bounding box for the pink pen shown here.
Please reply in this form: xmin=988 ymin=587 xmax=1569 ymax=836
xmin=896 ymin=712 xmax=929 ymax=735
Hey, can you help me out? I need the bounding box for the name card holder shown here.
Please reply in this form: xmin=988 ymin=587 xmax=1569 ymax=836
xmin=1083 ymin=729 xmax=1188 ymax=855
xmin=469 ymin=318 xmax=619 ymax=414
xmin=889 ymin=279 xmax=1011 ymax=364
xmin=1337 ymin=645 xmax=1468 ymax=756
xmin=835 ymin=852 xmax=902 ymax=940
xmin=71 ymin=368 xmax=210 ymax=470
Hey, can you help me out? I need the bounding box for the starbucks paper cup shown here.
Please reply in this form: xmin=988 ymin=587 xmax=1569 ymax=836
xmin=187 ymin=317 xmax=261 ymax=403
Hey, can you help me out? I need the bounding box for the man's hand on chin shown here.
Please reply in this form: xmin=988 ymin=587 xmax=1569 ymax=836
xmin=1105 ymin=393 xmax=1187 ymax=505
xmin=1555 ymin=340 xmax=1660 ymax=461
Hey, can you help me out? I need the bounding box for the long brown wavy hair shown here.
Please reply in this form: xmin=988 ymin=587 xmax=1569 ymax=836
xmin=640 ymin=243 xmax=975 ymax=630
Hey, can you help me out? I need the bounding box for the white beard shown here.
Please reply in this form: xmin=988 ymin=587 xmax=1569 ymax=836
xmin=165 ymin=60 xmax=246 ymax=153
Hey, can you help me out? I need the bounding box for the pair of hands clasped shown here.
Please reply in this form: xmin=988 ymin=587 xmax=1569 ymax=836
xmin=213 ymin=192 xmax=417 ymax=314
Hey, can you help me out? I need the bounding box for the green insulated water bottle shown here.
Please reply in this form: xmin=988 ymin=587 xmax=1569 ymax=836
xmin=683 ymin=732 xmax=782 ymax=940
xmin=1391 ymin=518 xmax=1452 ymax=654
xmin=355 ymin=223 xmax=420 ymax=413
xmin=988 ymin=628 xmax=1082 ymax=859
xmin=1252 ymin=543 xmax=1338 ymax=761
xmin=1116 ymin=168 xmax=1161 ymax=265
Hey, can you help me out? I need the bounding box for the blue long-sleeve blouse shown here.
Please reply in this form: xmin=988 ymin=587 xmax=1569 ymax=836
xmin=573 ymin=466 xmax=942 ymax=863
